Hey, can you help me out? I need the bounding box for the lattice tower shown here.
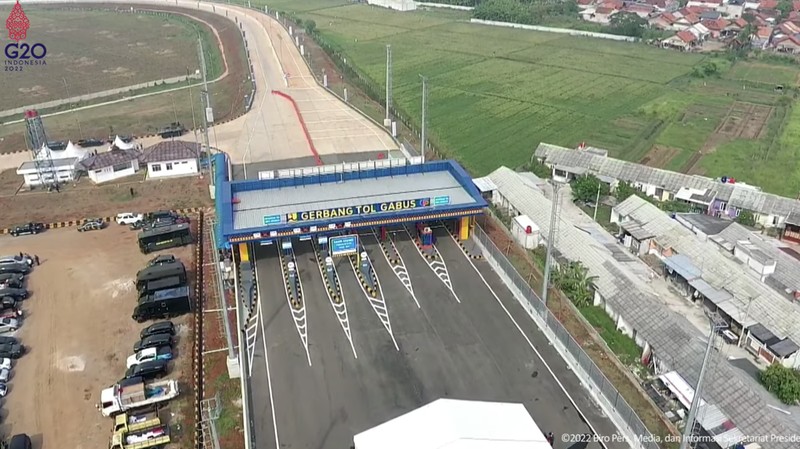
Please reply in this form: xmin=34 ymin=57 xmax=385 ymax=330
xmin=24 ymin=109 xmax=57 ymax=188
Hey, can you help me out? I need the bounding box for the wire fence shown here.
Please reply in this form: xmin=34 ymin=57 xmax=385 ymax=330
xmin=472 ymin=224 xmax=659 ymax=449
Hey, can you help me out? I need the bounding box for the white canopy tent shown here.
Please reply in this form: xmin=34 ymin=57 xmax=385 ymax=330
xmin=63 ymin=141 xmax=89 ymax=160
xmin=113 ymin=135 xmax=135 ymax=150
xmin=353 ymin=399 xmax=550 ymax=449
xmin=34 ymin=143 xmax=53 ymax=161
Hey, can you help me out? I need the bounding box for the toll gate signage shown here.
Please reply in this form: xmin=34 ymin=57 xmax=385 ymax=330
xmin=286 ymin=198 xmax=431 ymax=223
xmin=263 ymin=214 xmax=282 ymax=225
xmin=329 ymin=235 xmax=358 ymax=257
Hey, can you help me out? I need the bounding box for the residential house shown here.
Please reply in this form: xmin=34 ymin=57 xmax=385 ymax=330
xmin=584 ymin=6 xmax=619 ymax=23
xmin=663 ymin=29 xmax=701 ymax=48
xmin=777 ymin=20 xmax=800 ymax=35
xmin=674 ymin=12 xmax=703 ymax=28
xmin=140 ymin=141 xmax=200 ymax=179
xmin=649 ymin=12 xmax=679 ymax=28
xmin=720 ymin=0 xmax=745 ymax=18
xmin=623 ymin=2 xmax=656 ymax=17
xmin=752 ymin=25 xmax=774 ymax=47
xmin=688 ymin=22 xmax=711 ymax=40
xmin=79 ymin=148 xmax=141 ymax=184
xmin=16 ymin=158 xmax=80 ymax=187
xmin=773 ymin=34 xmax=800 ymax=52
xmin=758 ymin=0 xmax=778 ymax=10
xmin=700 ymin=10 xmax=723 ymax=19
xmin=534 ymin=143 xmax=800 ymax=229
xmin=687 ymin=0 xmax=722 ymax=8
xmin=577 ymin=0 xmax=595 ymax=8
xmin=642 ymin=0 xmax=679 ymax=11
xmin=702 ymin=18 xmax=732 ymax=37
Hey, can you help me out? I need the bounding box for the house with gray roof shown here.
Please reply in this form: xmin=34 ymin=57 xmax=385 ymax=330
xmin=79 ymin=148 xmax=141 ymax=184
xmin=140 ymin=141 xmax=200 ymax=179
xmin=485 ymin=167 xmax=800 ymax=448
xmin=534 ymin=143 xmax=800 ymax=230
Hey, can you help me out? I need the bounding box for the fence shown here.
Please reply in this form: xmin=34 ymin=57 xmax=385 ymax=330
xmin=472 ymin=224 xmax=659 ymax=449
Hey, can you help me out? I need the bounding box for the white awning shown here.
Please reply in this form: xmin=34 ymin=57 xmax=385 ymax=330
xmin=354 ymin=399 xmax=550 ymax=449
xmin=473 ymin=176 xmax=497 ymax=193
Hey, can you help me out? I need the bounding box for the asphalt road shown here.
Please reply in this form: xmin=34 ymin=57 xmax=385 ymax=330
xmin=251 ymin=228 xmax=631 ymax=449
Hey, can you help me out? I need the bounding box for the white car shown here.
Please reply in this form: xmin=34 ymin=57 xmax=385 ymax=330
xmin=0 ymin=383 xmax=7 ymax=397
xmin=0 ymin=318 xmax=18 ymax=333
xmin=0 ymin=368 xmax=9 ymax=382
xmin=116 ymin=213 xmax=143 ymax=225
xmin=0 ymin=358 xmax=11 ymax=370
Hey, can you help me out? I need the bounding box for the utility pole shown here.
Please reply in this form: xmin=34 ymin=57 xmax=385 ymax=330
xmin=542 ymin=182 xmax=562 ymax=305
xmin=385 ymin=45 xmax=392 ymax=126
xmin=198 ymin=37 xmax=213 ymax=181
xmin=679 ymin=311 xmax=727 ymax=449
xmin=419 ymin=74 xmax=427 ymax=163
xmin=593 ymin=183 xmax=601 ymax=221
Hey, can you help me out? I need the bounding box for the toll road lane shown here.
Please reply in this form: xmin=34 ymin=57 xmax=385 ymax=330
xmin=433 ymin=232 xmax=631 ymax=449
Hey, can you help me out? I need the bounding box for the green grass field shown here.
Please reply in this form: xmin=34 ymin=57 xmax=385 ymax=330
xmin=262 ymin=0 xmax=800 ymax=196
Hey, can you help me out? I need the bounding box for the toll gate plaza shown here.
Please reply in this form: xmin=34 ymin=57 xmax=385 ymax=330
xmin=216 ymin=157 xmax=488 ymax=245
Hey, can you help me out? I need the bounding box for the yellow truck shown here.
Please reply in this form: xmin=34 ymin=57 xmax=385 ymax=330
xmin=109 ymin=423 xmax=170 ymax=449
xmin=113 ymin=410 xmax=161 ymax=434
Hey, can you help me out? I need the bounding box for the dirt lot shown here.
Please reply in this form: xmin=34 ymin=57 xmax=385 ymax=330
xmin=0 ymin=226 xmax=196 ymax=449
xmin=0 ymin=170 xmax=212 ymax=230
xmin=639 ymin=145 xmax=680 ymax=169
xmin=0 ymin=4 xmax=249 ymax=154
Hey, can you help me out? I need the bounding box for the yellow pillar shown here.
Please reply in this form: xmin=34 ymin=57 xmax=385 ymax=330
xmin=238 ymin=243 xmax=250 ymax=262
xmin=459 ymin=216 xmax=471 ymax=240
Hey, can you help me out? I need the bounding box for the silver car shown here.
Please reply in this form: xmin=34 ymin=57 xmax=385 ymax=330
xmin=0 ymin=318 xmax=19 ymax=334
xmin=0 ymin=256 xmax=31 ymax=267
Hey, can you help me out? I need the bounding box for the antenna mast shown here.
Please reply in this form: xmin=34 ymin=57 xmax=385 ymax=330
xmin=24 ymin=110 xmax=57 ymax=190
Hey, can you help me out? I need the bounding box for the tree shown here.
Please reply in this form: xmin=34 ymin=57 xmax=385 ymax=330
xmin=571 ymin=174 xmax=609 ymax=203
xmin=760 ymin=364 xmax=800 ymax=405
xmin=553 ymin=261 xmax=597 ymax=308
xmin=525 ymin=160 xmax=551 ymax=179
xmin=304 ymin=19 xmax=317 ymax=35
xmin=608 ymin=12 xmax=647 ymax=38
xmin=614 ymin=181 xmax=638 ymax=202
xmin=777 ymin=0 xmax=793 ymax=18
xmin=736 ymin=210 xmax=757 ymax=227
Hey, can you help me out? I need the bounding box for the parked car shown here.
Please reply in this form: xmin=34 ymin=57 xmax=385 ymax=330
xmin=0 ymin=278 xmax=22 ymax=289
xmin=0 ymin=274 xmax=24 ymax=284
xmin=0 ymin=337 xmax=18 ymax=346
xmin=0 ymin=255 xmax=32 ymax=267
xmin=78 ymin=219 xmax=105 ymax=232
xmin=116 ymin=213 xmax=143 ymax=226
xmin=8 ymin=434 xmax=31 ymax=449
xmin=0 ymin=318 xmax=18 ymax=334
xmin=77 ymin=138 xmax=103 ymax=147
xmin=126 ymin=345 xmax=173 ymax=368
xmin=0 ymin=358 xmax=11 ymax=370
xmin=0 ymin=383 xmax=7 ymax=397
xmin=9 ymin=223 xmax=44 ymax=237
xmin=0 ymin=342 xmax=24 ymax=359
xmin=0 ymin=298 xmax=16 ymax=311
xmin=147 ymin=255 xmax=176 ymax=268
xmin=139 ymin=321 xmax=175 ymax=339
xmin=0 ymin=264 xmax=30 ymax=275
xmin=124 ymin=359 xmax=169 ymax=381
xmin=0 ymin=289 xmax=27 ymax=301
xmin=0 ymin=367 xmax=10 ymax=382
xmin=133 ymin=333 xmax=173 ymax=352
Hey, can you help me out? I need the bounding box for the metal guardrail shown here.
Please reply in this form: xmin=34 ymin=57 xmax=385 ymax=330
xmin=472 ymin=225 xmax=659 ymax=449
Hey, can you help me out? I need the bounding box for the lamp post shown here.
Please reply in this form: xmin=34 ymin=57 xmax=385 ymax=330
xmin=679 ymin=311 xmax=728 ymax=449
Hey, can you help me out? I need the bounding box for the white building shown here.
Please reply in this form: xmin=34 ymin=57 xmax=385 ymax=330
xmin=353 ymin=398 xmax=550 ymax=449
xmin=140 ymin=141 xmax=200 ymax=179
xmin=79 ymin=148 xmax=141 ymax=184
xmin=16 ymin=157 xmax=80 ymax=187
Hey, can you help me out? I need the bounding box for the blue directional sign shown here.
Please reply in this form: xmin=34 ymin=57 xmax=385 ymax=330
xmin=263 ymin=214 xmax=282 ymax=225
xmin=329 ymin=234 xmax=359 ymax=257
xmin=433 ymin=195 xmax=451 ymax=206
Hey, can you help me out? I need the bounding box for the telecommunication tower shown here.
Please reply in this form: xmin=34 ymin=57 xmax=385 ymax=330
xmin=24 ymin=109 xmax=57 ymax=189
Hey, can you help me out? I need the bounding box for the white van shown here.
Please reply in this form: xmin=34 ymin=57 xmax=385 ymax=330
xmin=116 ymin=212 xmax=144 ymax=225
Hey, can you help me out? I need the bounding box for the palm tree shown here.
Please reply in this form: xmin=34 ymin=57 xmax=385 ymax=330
xmin=553 ymin=261 xmax=597 ymax=308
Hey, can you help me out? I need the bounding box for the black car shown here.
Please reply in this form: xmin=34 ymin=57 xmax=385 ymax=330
xmin=124 ymin=359 xmax=169 ymax=381
xmin=0 ymin=264 xmax=30 ymax=275
xmin=0 ymin=298 xmax=17 ymax=311
xmin=0 ymin=279 xmax=22 ymax=289
xmin=147 ymin=255 xmax=176 ymax=268
xmin=8 ymin=434 xmax=31 ymax=449
xmin=133 ymin=333 xmax=173 ymax=352
xmin=9 ymin=223 xmax=44 ymax=237
xmin=77 ymin=138 xmax=103 ymax=147
xmin=0 ymin=342 xmax=24 ymax=359
xmin=0 ymin=336 xmax=18 ymax=345
xmin=0 ymin=289 xmax=27 ymax=301
xmin=140 ymin=321 xmax=175 ymax=339
xmin=0 ymin=274 xmax=23 ymax=284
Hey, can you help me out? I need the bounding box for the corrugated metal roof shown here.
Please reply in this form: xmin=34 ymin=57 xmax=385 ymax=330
xmin=233 ymin=171 xmax=473 ymax=230
xmin=535 ymin=143 xmax=800 ymax=220
xmin=490 ymin=167 xmax=800 ymax=447
xmin=472 ymin=176 xmax=497 ymax=193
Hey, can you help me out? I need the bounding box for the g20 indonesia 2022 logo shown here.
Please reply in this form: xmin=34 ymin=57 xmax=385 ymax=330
xmin=4 ymin=0 xmax=47 ymax=72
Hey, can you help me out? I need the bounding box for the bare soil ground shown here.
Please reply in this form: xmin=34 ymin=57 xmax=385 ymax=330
xmin=0 ymin=4 xmax=248 ymax=154
xmin=639 ymin=145 xmax=680 ymax=169
xmin=0 ymin=226 xmax=196 ymax=449
xmin=0 ymin=170 xmax=212 ymax=229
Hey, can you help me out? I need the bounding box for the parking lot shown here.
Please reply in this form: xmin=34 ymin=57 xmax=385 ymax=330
xmin=0 ymin=225 xmax=195 ymax=448
xmin=250 ymin=226 xmax=629 ymax=449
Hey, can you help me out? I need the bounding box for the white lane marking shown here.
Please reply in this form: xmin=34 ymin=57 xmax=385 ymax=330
xmin=256 ymin=265 xmax=281 ymax=449
xmin=452 ymin=236 xmax=611 ymax=449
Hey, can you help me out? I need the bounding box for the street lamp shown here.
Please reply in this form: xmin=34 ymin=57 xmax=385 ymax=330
xmin=679 ymin=310 xmax=728 ymax=449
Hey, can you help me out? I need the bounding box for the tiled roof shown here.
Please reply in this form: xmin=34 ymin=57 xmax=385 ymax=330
xmin=140 ymin=141 xmax=200 ymax=164
xmin=488 ymin=167 xmax=800 ymax=447
xmin=79 ymin=149 xmax=139 ymax=171
xmin=534 ymin=143 xmax=800 ymax=220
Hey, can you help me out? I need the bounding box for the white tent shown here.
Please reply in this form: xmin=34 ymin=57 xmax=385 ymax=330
xmin=34 ymin=143 xmax=53 ymax=161
xmin=353 ymin=399 xmax=551 ymax=449
xmin=113 ymin=135 xmax=135 ymax=150
xmin=63 ymin=141 xmax=89 ymax=160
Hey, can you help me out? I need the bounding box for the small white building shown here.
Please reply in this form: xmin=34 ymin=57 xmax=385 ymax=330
xmin=80 ymin=149 xmax=141 ymax=184
xmin=140 ymin=141 xmax=200 ymax=179
xmin=16 ymin=157 xmax=80 ymax=187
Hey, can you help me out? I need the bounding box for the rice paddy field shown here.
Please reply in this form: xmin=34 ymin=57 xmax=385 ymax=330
xmin=227 ymin=1 xmax=800 ymax=196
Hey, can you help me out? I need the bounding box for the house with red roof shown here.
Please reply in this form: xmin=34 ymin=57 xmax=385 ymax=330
xmin=778 ymin=20 xmax=800 ymax=34
xmin=773 ymin=34 xmax=800 ymax=53
xmin=623 ymin=3 xmax=657 ymax=17
xmin=650 ymin=12 xmax=679 ymax=28
xmin=758 ymin=0 xmax=778 ymax=10
xmin=642 ymin=0 xmax=680 ymax=11
xmin=702 ymin=18 xmax=731 ymax=38
xmin=576 ymin=0 xmax=595 ymax=9
xmin=751 ymin=25 xmax=774 ymax=48
xmin=662 ymin=29 xmax=700 ymax=49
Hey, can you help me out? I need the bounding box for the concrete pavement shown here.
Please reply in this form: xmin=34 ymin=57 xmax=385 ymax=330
xmin=251 ymin=229 xmax=630 ymax=449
